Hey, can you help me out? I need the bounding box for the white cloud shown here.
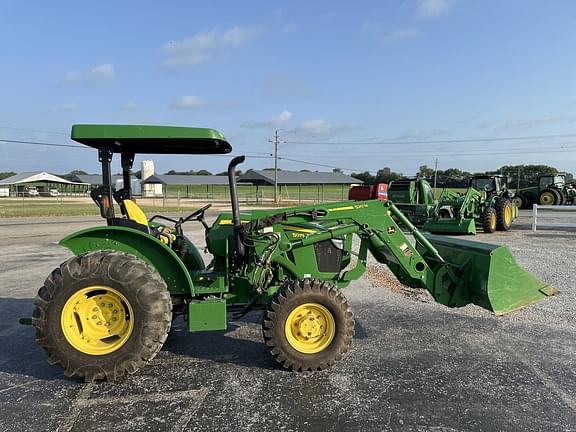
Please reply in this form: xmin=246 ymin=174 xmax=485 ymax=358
xmin=120 ymin=101 xmax=143 ymax=111
xmin=161 ymin=26 xmax=263 ymax=68
xmin=280 ymin=22 xmax=297 ymax=34
xmin=417 ymin=0 xmax=454 ymax=17
xmin=243 ymin=110 xmax=293 ymax=129
xmin=382 ymin=28 xmax=421 ymax=43
xmin=288 ymin=119 xmax=358 ymax=139
xmin=491 ymin=114 xmax=576 ymax=132
xmin=169 ymin=95 xmax=206 ymax=110
xmin=299 ymin=119 xmax=330 ymax=135
xmin=61 ymin=63 xmax=115 ymax=85
xmin=52 ymin=103 xmax=78 ymax=112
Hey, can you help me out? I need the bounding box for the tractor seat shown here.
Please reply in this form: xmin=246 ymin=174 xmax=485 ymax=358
xmin=110 ymin=199 xmax=150 ymax=233
xmin=123 ymin=199 xmax=149 ymax=227
xmin=121 ymin=199 xmax=176 ymax=245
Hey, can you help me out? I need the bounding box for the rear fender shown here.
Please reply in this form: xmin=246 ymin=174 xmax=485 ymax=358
xmin=59 ymin=226 xmax=194 ymax=295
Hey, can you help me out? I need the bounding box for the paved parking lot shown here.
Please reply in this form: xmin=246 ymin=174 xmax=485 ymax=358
xmin=0 ymin=213 xmax=575 ymax=431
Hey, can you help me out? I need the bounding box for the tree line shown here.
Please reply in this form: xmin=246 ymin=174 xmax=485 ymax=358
xmin=1 ymin=164 xmax=572 ymax=189
xmin=351 ymin=164 xmax=573 ymax=189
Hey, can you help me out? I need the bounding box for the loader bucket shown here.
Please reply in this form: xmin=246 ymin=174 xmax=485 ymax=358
xmin=422 ymin=234 xmax=558 ymax=315
xmin=423 ymin=218 xmax=476 ymax=235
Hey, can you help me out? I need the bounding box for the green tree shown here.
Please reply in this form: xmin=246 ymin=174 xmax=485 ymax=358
xmin=418 ymin=165 xmax=435 ymax=179
xmin=375 ymin=167 xmax=402 ymax=183
xmin=351 ymin=171 xmax=375 ymax=184
xmin=0 ymin=172 xmax=16 ymax=180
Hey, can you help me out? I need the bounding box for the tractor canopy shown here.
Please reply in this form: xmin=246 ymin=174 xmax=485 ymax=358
xmin=71 ymin=124 xmax=232 ymax=154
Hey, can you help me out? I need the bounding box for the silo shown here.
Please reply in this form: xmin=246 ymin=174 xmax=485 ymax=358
xmin=141 ymin=160 xmax=162 ymax=197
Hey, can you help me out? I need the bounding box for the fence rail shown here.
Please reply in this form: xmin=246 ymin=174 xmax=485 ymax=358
xmin=531 ymin=204 xmax=576 ymax=231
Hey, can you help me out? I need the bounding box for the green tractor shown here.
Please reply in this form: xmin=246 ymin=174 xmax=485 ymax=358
xmin=424 ymin=175 xmax=516 ymax=235
xmin=512 ymin=173 xmax=576 ymax=208
xmin=386 ymin=177 xmax=436 ymax=226
xmin=29 ymin=125 xmax=556 ymax=382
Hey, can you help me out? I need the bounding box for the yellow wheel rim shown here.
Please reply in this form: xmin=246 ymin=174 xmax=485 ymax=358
xmin=60 ymin=286 xmax=134 ymax=355
xmin=489 ymin=212 xmax=496 ymax=230
xmin=504 ymin=206 xmax=512 ymax=225
xmin=540 ymin=192 xmax=555 ymax=205
xmin=284 ymin=303 xmax=335 ymax=354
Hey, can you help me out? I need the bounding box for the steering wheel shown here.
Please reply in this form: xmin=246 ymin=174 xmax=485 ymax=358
xmin=181 ymin=204 xmax=211 ymax=223
xmin=174 ymin=204 xmax=212 ymax=232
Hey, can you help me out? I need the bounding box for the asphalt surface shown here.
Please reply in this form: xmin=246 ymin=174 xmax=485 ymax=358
xmin=0 ymin=212 xmax=575 ymax=431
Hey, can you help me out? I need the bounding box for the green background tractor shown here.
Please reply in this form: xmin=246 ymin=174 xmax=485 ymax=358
xmin=513 ymin=173 xmax=576 ymax=208
xmin=386 ymin=177 xmax=436 ymax=226
xmin=424 ymin=174 xmax=516 ymax=234
xmin=30 ymin=125 xmax=556 ymax=382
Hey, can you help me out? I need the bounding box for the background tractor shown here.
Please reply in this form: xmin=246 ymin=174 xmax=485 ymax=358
xmin=386 ymin=177 xmax=436 ymax=226
xmin=29 ymin=125 xmax=556 ymax=382
xmin=349 ymin=177 xmax=435 ymax=226
xmin=512 ymin=173 xmax=576 ymax=208
xmin=423 ymin=174 xmax=516 ymax=234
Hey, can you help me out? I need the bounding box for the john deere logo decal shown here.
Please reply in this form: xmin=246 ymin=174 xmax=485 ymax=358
xmin=387 ymin=226 xmax=396 ymax=234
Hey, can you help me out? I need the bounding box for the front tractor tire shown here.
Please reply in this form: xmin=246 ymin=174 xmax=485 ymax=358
xmin=262 ymin=279 xmax=354 ymax=372
xmin=481 ymin=206 xmax=497 ymax=233
xmin=33 ymin=251 xmax=172 ymax=382
xmin=495 ymin=198 xmax=513 ymax=231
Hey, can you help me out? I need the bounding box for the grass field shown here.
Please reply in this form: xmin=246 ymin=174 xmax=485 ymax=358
xmin=0 ymin=186 xmax=462 ymax=218
xmin=0 ymin=199 xmax=187 ymax=218
xmin=165 ymin=183 xmax=351 ymax=202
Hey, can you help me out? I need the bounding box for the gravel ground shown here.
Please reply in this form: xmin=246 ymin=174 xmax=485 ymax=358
xmin=0 ymin=212 xmax=575 ymax=431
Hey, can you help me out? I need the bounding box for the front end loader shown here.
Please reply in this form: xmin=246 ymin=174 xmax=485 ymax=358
xmin=28 ymin=125 xmax=557 ymax=382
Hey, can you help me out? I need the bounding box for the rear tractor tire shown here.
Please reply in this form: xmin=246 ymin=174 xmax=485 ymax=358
xmin=481 ymin=207 xmax=497 ymax=233
xmin=262 ymin=279 xmax=354 ymax=372
xmin=33 ymin=251 xmax=172 ymax=382
xmin=495 ymin=198 xmax=513 ymax=231
xmin=539 ymin=188 xmax=561 ymax=206
xmin=511 ymin=195 xmax=524 ymax=209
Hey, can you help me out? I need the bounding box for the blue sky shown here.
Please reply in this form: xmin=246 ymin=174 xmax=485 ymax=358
xmin=1 ymin=0 xmax=575 ymax=176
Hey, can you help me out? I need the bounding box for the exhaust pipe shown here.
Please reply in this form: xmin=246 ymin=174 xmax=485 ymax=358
xmin=227 ymin=155 xmax=246 ymax=257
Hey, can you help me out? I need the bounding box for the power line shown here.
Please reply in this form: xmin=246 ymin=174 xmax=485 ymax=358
xmin=284 ymin=132 xmax=576 ymax=146
xmin=280 ymin=146 xmax=576 ymax=158
xmin=0 ymin=126 xmax=68 ymax=136
xmin=0 ymin=138 xmax=84 ymax=148
xmin=278 ymin=156 xmax=370 ymax=173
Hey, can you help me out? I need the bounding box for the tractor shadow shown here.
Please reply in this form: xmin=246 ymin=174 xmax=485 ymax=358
xmin=0 ymin=298 xmax=65 ymax=381
xmin=0 ymin=298 xmax=371 ymax=378
xmin=163 ymin=313 xmax=370 ymax=370
xmin=163 ymin=312 xmax=279 ymax=371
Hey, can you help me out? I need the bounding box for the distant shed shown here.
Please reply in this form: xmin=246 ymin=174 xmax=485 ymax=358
xmin=238 ymin=170 xmax=361 ymax=186
xmin=73 ymin=174 xmax=141 ymax=195
xmin=0 ymin=172 xmax=88 ymax=196
xmin=140 ymin=174 xmax=233 ymax=198
xmin=141 ymin=174 xmax=231 ymax=186
xmin=238 ymin=170 xmax=362 ymax=202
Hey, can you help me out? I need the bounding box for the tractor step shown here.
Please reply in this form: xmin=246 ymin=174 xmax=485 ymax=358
xmin=188 ymin=299 xmax=227 ymax=332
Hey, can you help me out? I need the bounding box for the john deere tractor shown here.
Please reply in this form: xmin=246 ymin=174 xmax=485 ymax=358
xmin=386 ymin=177 xmax=436 ymax=226
xmin=512 ymin=173 xmax=576 ymax=208
xmin=423 ymin=174 xmax=516 ymax=234
xmin=29 ymin=125 xmax=556 ymax=382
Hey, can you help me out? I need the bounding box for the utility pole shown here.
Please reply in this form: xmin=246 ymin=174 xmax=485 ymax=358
xmin=268 ymin=130 xmax=280 ymax=204
xmin=433 ymin=158 xmax=438 ymax=191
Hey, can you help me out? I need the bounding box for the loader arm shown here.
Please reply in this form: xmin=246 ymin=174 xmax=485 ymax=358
xmin=244 ymin=199 xmax=556 ymax=315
